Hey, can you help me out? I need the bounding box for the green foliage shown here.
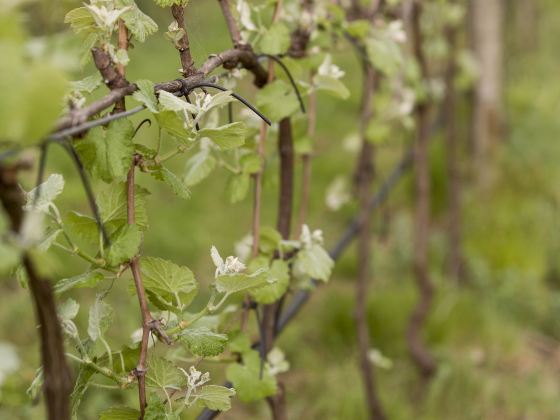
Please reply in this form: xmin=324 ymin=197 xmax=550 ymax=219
xmin=88 ymin=295 xmax=114 ymax=341
xmin=133 ymin=79 xmax=158 ymax=112
xmin=140 ymin=257 xmax=198 ymax=311
xmin=55 ymin=272 xmax=105 ymax=295
xmin=99 ymin=407 xmax=140 ymax=420
xmin=180 ymin=327 xmax=228 ymax=357
xmin=256 ymin=80 xmax=300 ymax=122
xmin=75 ymin=119 xmax=135 ymax=184
xmin=196 ymin=385 xmax=236 ymax=411
xmin=183 ymin=149 xmax=216 ymax=187
xmin=250 ymin=259 xmax=290 ymax=304
xmin=145 ymin=357 xmax=185 ymax=391
xmin=198 ymin=122 xmax=246 ymax=150
xmin=105 ymin=224 xmax=141 ymax=266
xmin=259 ymin=23 xmax=291 ymax=55
xmin=226 ymin=351 xmax=277 ymax=402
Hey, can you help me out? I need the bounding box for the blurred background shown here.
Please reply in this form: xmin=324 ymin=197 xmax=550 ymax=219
xmin=2 ymin=0 xmax=560 ymax=419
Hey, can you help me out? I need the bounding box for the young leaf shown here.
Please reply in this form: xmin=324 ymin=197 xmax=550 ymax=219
xmin=151 ymin=166 xmax=190 ymax=200
xmin=226 ymin=350 xmax=277 ymax=402
xmin=65 ymin=211 xmax=99 ymax=246
xmin=196 ymin=385 xmax=236 ymax=411
xmin=214 ymin=270 xmax=269 ymax=295
xmin=259 ymin=22 xmax=290 ymax=55
xmin=105 ymin=224 xmax=141 ymax=266
xmin=132 ymin=79 xmax=158 ymax=113
xmin=180 ymin=327 xmax=228 ymax=357
xmin=119 ymin=0 xmax=158 ymax=43
xmin=24 ymin=174 xmax=64 ymax=213
xmin=145 ymin=357 xmax=185 ymax=391
xmin=250 ymin=260 xmax=290 ymax=304
xmin=198 ymin=122 xmax=246 ymax=150
xmin=256 ymin=80 xmax=300 ymax=122
xmin=294 ymin=244 xmax=334 ymax=282
xmin=158 ymin=91 xmax=196 ymax=113
xmin=88 ymin=295 xmax=114 ymax=341
xmin=140 ymin=257 xmax=198 ymax=309
xmin=227 ymin=173 xmax=250 ymax=204
xmin=64 ymin=7 xmax=96 ymax=34
xmin=58 ymin=298 xmax=80 ymax=321
xmin=99 ymin=407 xmax=140 ymax=420
xmin=313 ymin=74 xmax=350 ymax=100
xmin=98 ymin=183 xmax=150 ymax=231
xmin=71 ymin=365 xmax=95 ymax=420
xmin=155 ymin=110 xmax=192 ymax=143
xmin=75 ymin=119 xmax=134 ymax=183
xmin=183 ymin=149 xmax=216 ymax=187
xmin=55 ymin=271 xmax=105 ymax=295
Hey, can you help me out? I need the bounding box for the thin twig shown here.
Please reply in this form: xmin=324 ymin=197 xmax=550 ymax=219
xmin=218 ymin=0 xmax=243 ymax=47
xmin=171 ymin=4 xmax=196 ymax=77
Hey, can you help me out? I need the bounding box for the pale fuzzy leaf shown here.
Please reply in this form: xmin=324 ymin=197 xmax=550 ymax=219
xmin=183 ymin=149 xmax=216 ymax=187
xmin=88 ymin=295 xmax=114 ymax=341
xmin=313 ymin=74 xmax=350 ymax=99
xmin=214 ymin=270 xmax=269 ymax=295
xmin=294 ymin=243 xmax=334 ymax=282
xmin=55 ymin=271 xmax=105 ymax=295
xmin=198 ymin=122 xmax=246 ymax=150
xmin=120 ymin=0 xmax=158 ymax=43
xmin=210 ymin=246 xmax=224 ymax=270
xmin=158 ymin=91 xmax=196 ymax=113
xmin=58 ymin=298 xmax=79 ymax=321
xmin=24 ymin=174 xmax=64 ymax=213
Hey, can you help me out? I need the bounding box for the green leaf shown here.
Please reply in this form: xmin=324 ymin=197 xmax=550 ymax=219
xmin=258 ymin=227 xmax=282 ymax=255
xmin=70 ymin=364 xmax=95 ymax=420
xmin=313 ymin=74 xmax=350 ymax=99
xmin=227 ymin=173 xmax=250 ymax=204
xmin=75 ymin=119 xmax=134 ymax=183
xmin=196 ymin=385 xmax=236 ymax=411
xmin=158 ymin=91 xmax=196 ymax=113
xmin=105 ymin=224 xmax=141 ymax=266
xmin=214 ymin=270 xmax=269 ymax=295
xmin=88 ymin=295 xmax=114 ymax=341
xmin=256 ymin=80 xmax=299 ymax=122
xmin=346 ymin=20 xmax=371 ymax=40
xmin=145 ymin=357 xmax=185 ymax=391
xmin=226 ymin=350 xmax=277 ymax=402
xmin=153 ymin=0 xmax=184 ymax=7
xmin=294 ymin=244 xmax=334 ymax=282
xmin=55 ymin=271 xmax=105 ymax=295
xmin=132 ymin=79 xmax=158 ymax=113
xmin=365 ymin=119 xmax=391 ymax=144
xmin=151 ymin=166 xmax=190 ymax=200
xmin=99 ymin=407 xmax=140 ymax=420
xmin=259 ymin=22 xmax=291 ymax=55
xmin=145 ymin=396 xmax=179 ymax=420
xmin=24 ymin=173 xmax=64 ymax=213
xmin=180 ymin=327 xmax=228 ymax=357
xmin=58 ymin=298 xmax=80 ymax=321
xmin=240 ymin=153 xmax=261 ymax=175
xmin=64 ymin=7 xmax=95 ymax=33
xmin=98 ymin=183 xmax=150 ymax=231
xmin=183 ymin=149 xmax=216 ymax=187
xmin=198 ymin=122 xmax=246 ymax=150
xmin=140 ymin=257 xmax=198 ymax=310
xmin=65 ymin=211 xmax=99 ymax=245
xmin=119 ymin=0 xmax=158 ymax=43
xmin=0 ymin=242 xmax=20 ymax=275
xmin=23 ymin=64 xmax=67 ymax=144
xmin=70 ymin=74 xmax=102 ymax=94
xmin=366 ymin=37 xmax=403 ymax=76
xmin=155 ymin=110 xmax=192 ymax=143
xmin=250 ymin=260 xmax=290 ymax=304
